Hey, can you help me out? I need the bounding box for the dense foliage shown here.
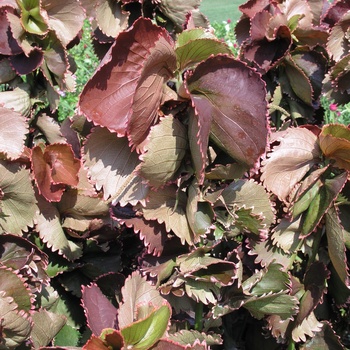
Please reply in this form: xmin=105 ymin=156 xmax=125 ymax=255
xmin=1 ymin=0 xmax=350 ymax=348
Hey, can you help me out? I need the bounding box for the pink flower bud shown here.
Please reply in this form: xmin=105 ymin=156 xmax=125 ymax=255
xmin=227 ymin=19 xmax=231 ymax=24
xmin=329 ymin=103 xmax=338 ymax=111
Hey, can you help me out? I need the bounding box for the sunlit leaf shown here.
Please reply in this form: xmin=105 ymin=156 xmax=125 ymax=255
xmin=121 ymin=305 xmax=171 ymax=350
xmin=261 ymin=128 xmax=321 ymax=201
xmin=138 ymin=116 xmax=188 ymax=188
xmin=187 ymin=55 xmax=268 ymax=169
xmin=0 ymin=160 xmax=36 ymax=234
xmin=83 ymin=127 xmax=147 ymax=205
xmin=17 ymin=0 xmax=49 ymax=35
xmin=319 ymin=124 xmax=350 ymax=171
xmin=118 ymin=271 xmax=168 ymax=329
xmin=166 ymin=330 xmax=222 ymax=346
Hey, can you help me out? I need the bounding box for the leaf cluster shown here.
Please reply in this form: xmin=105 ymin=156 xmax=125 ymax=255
xmin=1 ymin=0 xmax=350 ymax=349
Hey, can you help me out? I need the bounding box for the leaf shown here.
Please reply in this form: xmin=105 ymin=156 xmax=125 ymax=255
xmin=167 ymin=330 xmax=222 ymax=346
xmin=121 ymin=305 xmax=171 ymax=350
xmin=79 ymin=18 xmax=173 ymax=136
xmin=0 ymin=266 xmax=33 ymax=311
xmin=44 ymin=0 xmax=85 ymax=47
xmin=140 ymin=185 xmax=195 ymax=245
xmin=127 ymin=36 xmax=176 ymax=149
xmin=319 ymin=124 xmax=350 ymax=171
xmin=248 ymin=263 xmax=291 ymax=296
xmin=301 ymin=172 xmax=347 ymax=236
xmin=186 ymin=55 xmax=268 ymax=169
xmin=83 ymin=127 xmax=147 ymax=205
xmin=82 ymin=283 xmax=118 ymax=336
xmin=0 ymin=86 xmax=31 ymax=117
xmin=17 ymin=0 xmax=49 ymax=35
xmin=32 ymin=143 xmax=80 ymax=202
xmin=184 ymin=278 xmax=219 ymax=304
xmin=296 ymin=262 xmax=329 ymax=326
xmin=300 ymin=321 xmax=344 ymax=350
xmin=175 ymin=29 xmax=232 ymax=70
xmin=118 ymin=271 xmax=168 ymax=329
xmin=0 ymin=160 xmax=37 ymax=234
xmin=95 ymin=0 xmax=129 ymax=38
xmin=261 ymin=128 xmax=321 ymax=201
xmin=220 ymin=179 xmax=275 ymax=231
xmin=53 ymin=324 xmax=81 ymax=346
xmin=31 ymin=309 xmax=66 ymax=347
xmin=35 ymin=194 xmax=83 ymax=261
xmin=36 ymin=113 xmax=67 ymax=144
xmin=291 ymin=312 xmax=323 ymax=342
xmin=325 ymin=205 xmax=349 ymax=287
xmin=139 ymin=116 xmax=188 ymax=188
xmin=244 ymin=292 xmax=298 ymax=320
xmin=0 ymin=291 xmax=32 ymax=349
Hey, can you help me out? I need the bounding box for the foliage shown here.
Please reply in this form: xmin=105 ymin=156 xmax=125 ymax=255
xmin=1 ymin=0 xmax=350 ymax=349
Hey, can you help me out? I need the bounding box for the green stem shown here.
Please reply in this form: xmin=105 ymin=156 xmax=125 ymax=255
xmin=194 ymin=301 xmax=203 ymax=331
xmin=307 ymin=227 xmax=324 ymax=268
xmin=287 ymin=339 xmax=296 ymax=350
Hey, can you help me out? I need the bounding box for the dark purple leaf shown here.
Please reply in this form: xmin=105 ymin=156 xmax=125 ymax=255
xmin=186 ymin=55 xmax=268 ymax=170
xmin=82 ymin=283 xmax=118 ymax=336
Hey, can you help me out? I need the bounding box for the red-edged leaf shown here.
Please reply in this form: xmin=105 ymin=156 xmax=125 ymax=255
xmin=17 ymin=0 xmax=49 ymax=35
xmin=138 ymin=115 xmax=188 ymax=188
xmin=186 ymin=55 xmax=268 ymax=170
xmin=111 ymin=208 xmax=167 ymax=257
xmin=83 ymin=127 xmax=147 ymax=205
xmin=0 ymin=6 xmax=23 ymax=55
xmin=0 ymin=107 xmax=28 ymax=159
xmin=326 ymin=205 xmax=349 ymax=287
xmin=319 ymin=124 xmax=350 ymax=171
xmin=301 ymin=172 xmax=347 ymax=236
xmin=261 ymin=128 xmax=321 ymax=201
xmin=127 ymin=36 xmax=176 ymax=150
xmin=79 ymin=18 xmax=173 ymax=136
xmin=118 ymin=271 xmax=167 ymax=329
xmin=82 ymin=283 xmax=118 ymax=336
xmin=296 ymin=262 xmax=329 ymax=325
xmin=32 ymin=143 xmax=80 ymax=202
xmin=44 ymin=0 xmax=85 ymax=47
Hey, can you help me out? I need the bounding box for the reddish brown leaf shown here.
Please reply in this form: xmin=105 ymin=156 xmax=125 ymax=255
xmin=186 ymin=55 xmax=268 ymax=170
xmin=79 ymin=18 xmax=173 ymax=137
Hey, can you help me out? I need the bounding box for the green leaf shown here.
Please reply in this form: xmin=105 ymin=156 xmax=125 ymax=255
xmin=244 ymin=292 xmax=298 ymax=320
xmin=0 ymin=291 xmax=32 ymax=349
xmin=325 ymin=205 xmax=349 ymax=286
xmin=139 ymin=116 xmax=188 ymax=188
xmin=302 ymin=172 xmax=347 ymax=236
xmin=31 ymin=309 xmax=66 ymax=347
xmin=0 ymin=160 xmax=37 ymax=235
xmin=53 ymin=324 xmax=80 ymax=346
xmin=249 ymin=264 xmax=291 ymax=296
xmin=121 ymin=305 xmax=171 ymax=350
xmin=293 ymin=179 xmax=322 ymax=217
xmin=176 ymin=29 xmax=232 ymax=70
xmin=18 ymin=0 xmax=49 ymax=34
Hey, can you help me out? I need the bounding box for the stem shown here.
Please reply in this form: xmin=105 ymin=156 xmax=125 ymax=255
xmin=287 ymin=339 xmax=296 ymax=350
xmin=194 ymin=301 xmax=203 ymax=331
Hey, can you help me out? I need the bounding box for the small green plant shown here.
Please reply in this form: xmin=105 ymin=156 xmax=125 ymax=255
xmin=211 ymin=20 xmax=239 ymax=56
xmin=58 ymin=19 xmax=99 ymax=121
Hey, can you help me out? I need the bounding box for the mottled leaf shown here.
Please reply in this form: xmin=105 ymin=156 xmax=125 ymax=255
xmin=0 ymin=160 xmax=36 ymax=234
xmin=139 ymin=116 xmax=187 ymax=187
xmin=261 ymin=128 xmax=321 ymax=201
xmin=82 ymin=283 xmax=118 ymax=336
xmin=167 ymin=330 xmax=222 ymax=346
xmin=186 ymin=55 xmax=268 ymax=169
xmin=83 ymin=127 xmax=147 ymax=205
